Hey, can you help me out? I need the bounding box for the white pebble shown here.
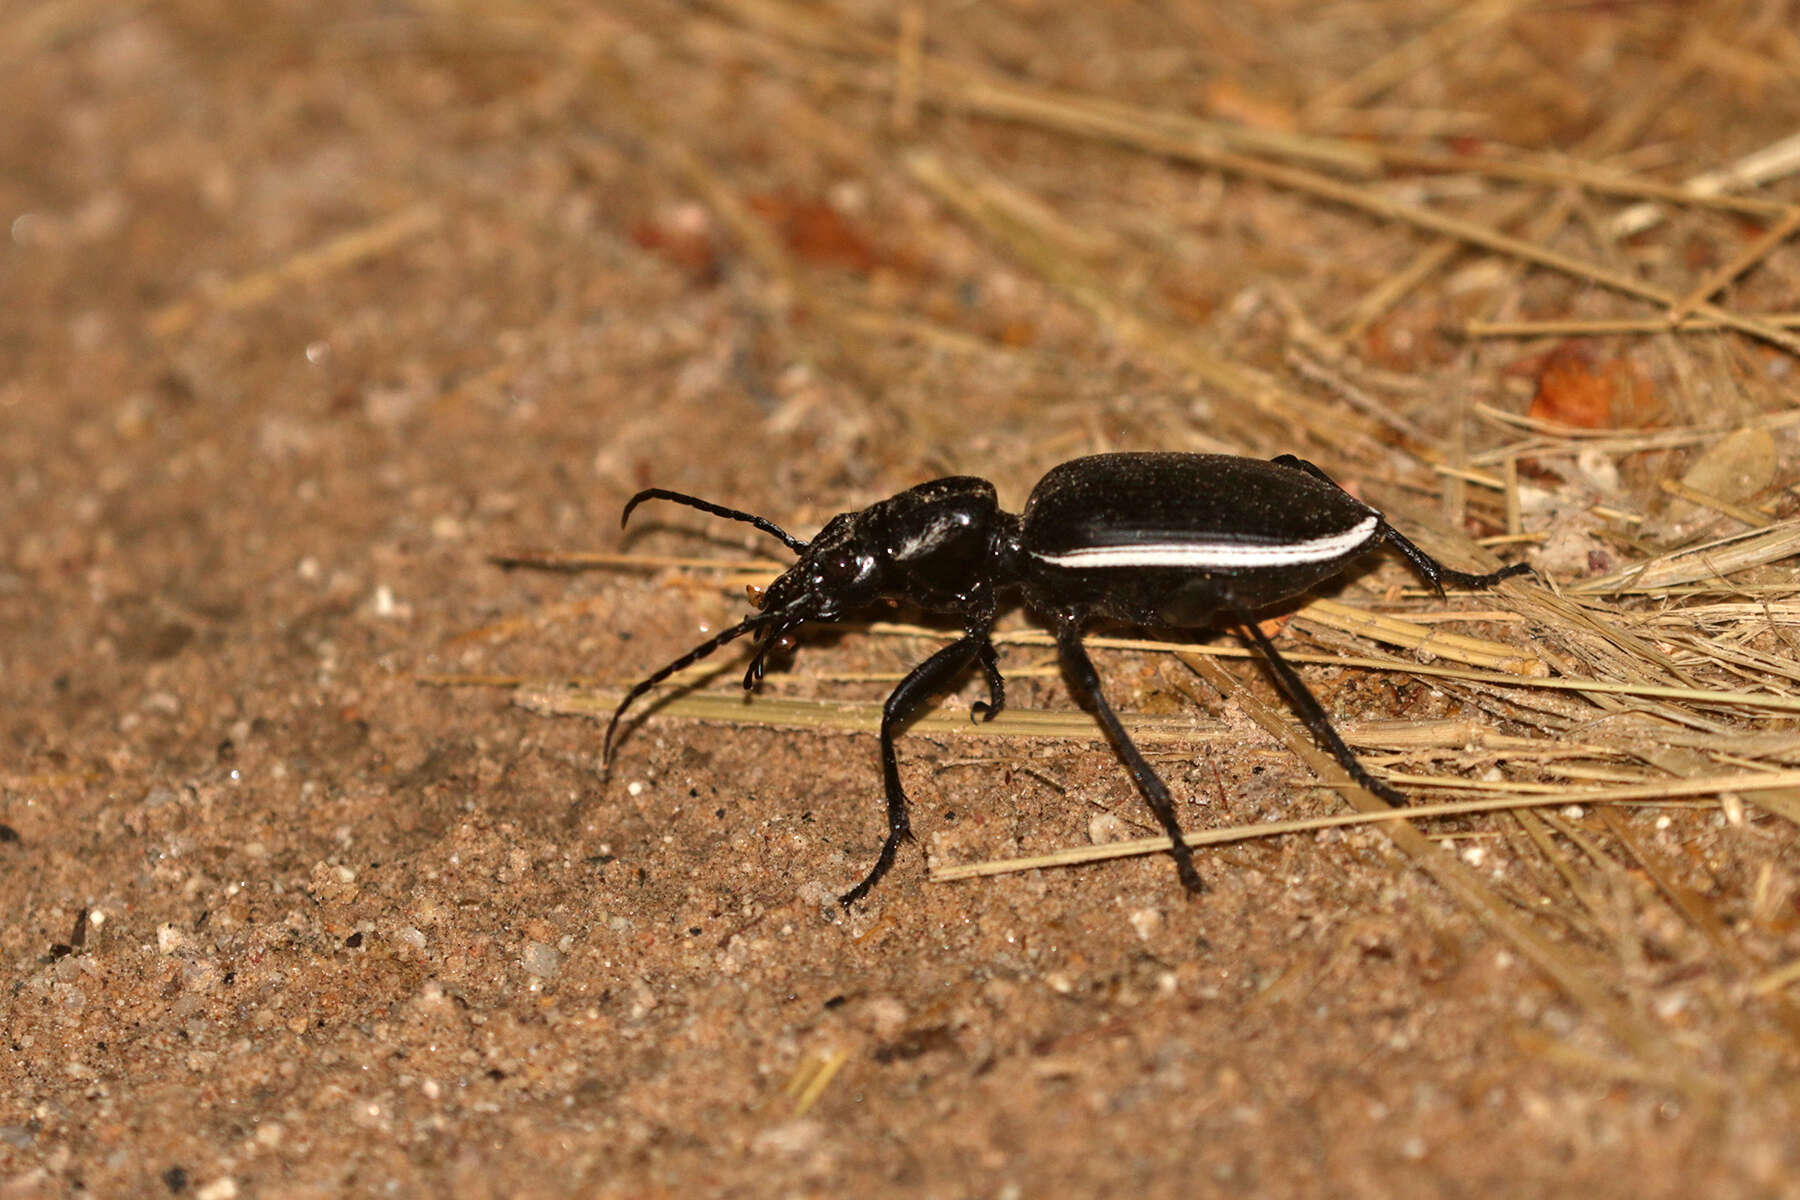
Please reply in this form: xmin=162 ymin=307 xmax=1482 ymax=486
xmin=1128 ymin=907 xmax=1164 ymax=941
xmin=523 ymin=941 xmax=562 ymax=979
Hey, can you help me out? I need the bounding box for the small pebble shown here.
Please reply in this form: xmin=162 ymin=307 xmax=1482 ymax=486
xmin=1088 ymin=812 xmax=1131 ymax=844
xmin=523 ymin=941 xmax=562 ymax=980
xmin=1128 ymin=907 xmax=1164 ymax=942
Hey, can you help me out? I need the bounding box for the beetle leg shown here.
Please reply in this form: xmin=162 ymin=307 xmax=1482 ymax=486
xmin=1376 ymin=524 xmax=1534 ymax=596
xmin=1055 ymin=622 xmax=1207 ymax=896
xmin=840 ymin=632 xmax=988 ymax=906
xmin=1235 ymin=618 xmax=1405 ymax=805
xmin=969 ymin=636 xmax=1005 ymax=723
xmin=1269 ymin=452 xmax=1329 ymax=479
xmin=1272 ymin=454 xmax=1532 ymax=595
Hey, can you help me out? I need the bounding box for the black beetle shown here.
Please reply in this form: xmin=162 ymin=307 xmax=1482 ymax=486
xmin=605 ymin=452 xmax=1530 ymax=905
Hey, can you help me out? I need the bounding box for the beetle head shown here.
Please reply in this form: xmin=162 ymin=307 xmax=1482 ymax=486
xmin=604 ymin=476 xmax=1006 ymax=765
xmin=755 ymin=476 xmax=1002 ymax=623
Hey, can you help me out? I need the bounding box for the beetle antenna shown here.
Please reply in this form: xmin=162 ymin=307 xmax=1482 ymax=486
xmin=621 ymin=488 xmax=809 ymax=554
xmin=603 ymin=610 xmax=781 ymax=766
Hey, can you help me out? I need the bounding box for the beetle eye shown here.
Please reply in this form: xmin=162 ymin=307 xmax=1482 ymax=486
xmin=819 ymin=551 xmax=859 ymax=586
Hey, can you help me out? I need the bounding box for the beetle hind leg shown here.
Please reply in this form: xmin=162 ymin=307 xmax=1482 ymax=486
xmin=1055 ymin=622 xmax=1207 ymax=895
xmin=1377 ymin=522 xmax=1534 ymax=596
xmin=1272 ymin=454 xmax=1532 ymax=595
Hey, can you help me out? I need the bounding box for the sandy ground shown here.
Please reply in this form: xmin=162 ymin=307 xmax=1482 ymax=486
xmin=6 ymin=2 xmax=1800 ymax=1196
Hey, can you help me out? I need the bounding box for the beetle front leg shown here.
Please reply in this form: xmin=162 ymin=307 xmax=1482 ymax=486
xmin=1236 ymin=618 xmax=1405 ymax=805
xmin=1055 ymin=622 xmax=1206 ymax=896
xmin=840 ymin=632 xmax=988 ymax=906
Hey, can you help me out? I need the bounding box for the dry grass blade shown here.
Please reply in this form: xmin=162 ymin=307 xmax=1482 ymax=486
xmin=558 ymin=547 xmax=1543 ymax=675
xmin=714 ymin=0 xmax=1381 ymax=176
xmin=1296 ymin=597 xmax=1543 ymax=675
xmin=148 ymin=202 xmax=442 ymax=337
xmin=1301 ymin=0 xmax=1529 ymax=119
xmin=515 ymin=684 xmax=1590 ymax=754
xmin=778 ymin=1047 xmax=851 ymax=1118
xmin=1574 ymin=521 xmax=1800 ymax=594
xmin=867 ymin=608 xmax=1540 ymax=676
xmin=1511 ymin=809 xmax=1610 ymax=923
xmin=480 ymin=552 xmax=1800 ymax=718
xmin=488 ymin=550 xmax=780 ymax=573
xmin=1610 ymin=129 xmax=1800 ymax=237
xmin=1657 ymin=479 xmax=1774 ymax=529
xmin=1665 ymin=205 xmax=1800 ymax=323
xmin=1377 ymin=149 xmax=1795 ymax=221
xmin=1752 ymin=957 xmax=1800 ymax=997
xmin=862 ymin=622 xmax=1800 ymax=715
xmin=517 ymin=685 xmax=1207 ymax=744
xmin=935 ymin=63 xmax=1380 ymax=176
xmin=1596 ymin=806 xmax=1800 ymax=1039
xmin=0 ymin=772 xmax=96 ymax=790
xmin=1466 ymin=313 xmax=1800 ymax=338
xmin=1597 ymin=808 xmax=1744 ymax=967
xmin=931 ymin=768 xmax=1800 ymax=879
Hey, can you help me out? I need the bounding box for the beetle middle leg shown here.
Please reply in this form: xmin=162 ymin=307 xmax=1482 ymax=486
xmin=970 ymin=638 xmax=1005 ymax=722
xmin=1235 ymin=617 xmax=1405 ymax=805
xmin=841 ymin=630 xmax=998 ymax=906
xmin=1054 ymin=621 xmax=1207 ymax=895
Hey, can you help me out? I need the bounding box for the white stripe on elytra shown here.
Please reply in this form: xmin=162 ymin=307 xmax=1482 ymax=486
xmin=1032 ymin=514 xmax=1378 ymax=570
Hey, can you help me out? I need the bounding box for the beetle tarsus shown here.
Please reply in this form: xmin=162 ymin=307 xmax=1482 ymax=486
xmin=1439 ymin=561 xmax=1535 ymax=590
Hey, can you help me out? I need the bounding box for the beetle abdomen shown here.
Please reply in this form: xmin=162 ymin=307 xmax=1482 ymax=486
xmin=1019 ymin=453 xmax=1381 ymax=624
xmin=1022 ymin=453 xmax=1375 ymax=558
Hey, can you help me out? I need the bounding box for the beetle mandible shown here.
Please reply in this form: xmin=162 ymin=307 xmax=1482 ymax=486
xmin=604 ymin=452 xmax=1531 ymax=905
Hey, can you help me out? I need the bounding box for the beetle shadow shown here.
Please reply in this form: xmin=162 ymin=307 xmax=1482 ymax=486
xmin=602 ymin=615 xmax=864 ymax=761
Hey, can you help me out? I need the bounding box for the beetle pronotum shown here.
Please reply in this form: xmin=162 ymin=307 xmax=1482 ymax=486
xmin=605 ymin=452 xmax=1531 ymax=905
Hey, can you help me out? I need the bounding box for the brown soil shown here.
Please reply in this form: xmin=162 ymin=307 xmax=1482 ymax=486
xmin=6 ymin=2 xmax=1800 ymax=1196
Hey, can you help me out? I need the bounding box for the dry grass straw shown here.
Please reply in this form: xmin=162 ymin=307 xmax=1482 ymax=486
xmin=148 ymin=203 xmax=443 ymax=338
xmin=712 ymin=0 xmax=1800 ymax=356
